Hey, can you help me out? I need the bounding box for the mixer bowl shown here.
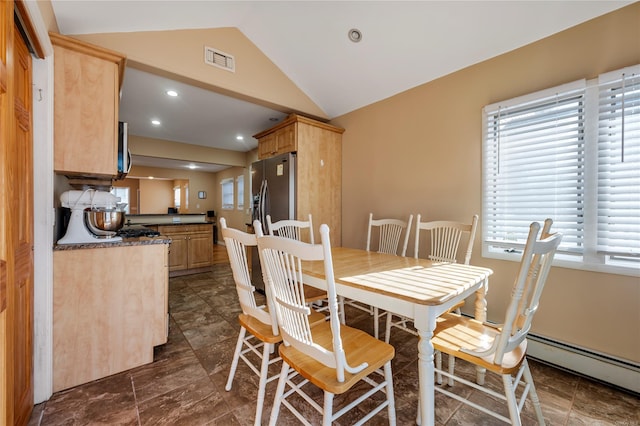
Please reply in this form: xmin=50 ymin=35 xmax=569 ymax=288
xmin=84 ymin=209 xmax=125 ymax=237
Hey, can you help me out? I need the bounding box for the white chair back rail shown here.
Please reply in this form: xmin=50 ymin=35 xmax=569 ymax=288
xmin=266 ymin=213 xmax=314 ymax=243
xmin=366 ymin=213 xmax=414 ymax=256
xmin=414 ymin=214 xmax=479 ymax=264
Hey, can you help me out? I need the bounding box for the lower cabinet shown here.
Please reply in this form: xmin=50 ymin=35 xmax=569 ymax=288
xmin=158 ymin=224 xmax=213 ymax=273
xmin=52 ymin=243 xmax=169 ymax=392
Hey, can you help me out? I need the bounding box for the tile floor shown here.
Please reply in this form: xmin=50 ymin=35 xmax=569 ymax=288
xmin=30 ymin=255 xmax=639 ymax=425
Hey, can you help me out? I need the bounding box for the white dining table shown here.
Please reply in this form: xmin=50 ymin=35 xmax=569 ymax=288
xmin=301 ymin=247 xmax=493 ymax=425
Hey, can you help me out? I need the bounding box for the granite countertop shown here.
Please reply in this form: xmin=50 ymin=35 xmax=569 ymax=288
xmin=54 ymin=236 xmax=172 ymax=251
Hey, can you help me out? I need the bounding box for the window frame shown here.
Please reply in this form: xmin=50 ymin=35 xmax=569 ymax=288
xmin=221 ymin=177 xmax=234 ymax=210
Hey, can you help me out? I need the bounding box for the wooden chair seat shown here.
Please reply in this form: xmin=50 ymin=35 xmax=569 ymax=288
xmin=238 ymin=313 xmax=282 ymax=344
xmin=432 ymin=313 xmax=526 ymax=375
xmin=279 ymin=320 xmax=395 ymax=395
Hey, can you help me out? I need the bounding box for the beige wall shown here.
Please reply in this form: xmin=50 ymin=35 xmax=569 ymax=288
xmin=332 ymin=4 xmax=640 ymax=363
xmin=138 ymin=179 xmax=173 ymax=214
xmin=129 ymin=165 xmax=218 ymax=214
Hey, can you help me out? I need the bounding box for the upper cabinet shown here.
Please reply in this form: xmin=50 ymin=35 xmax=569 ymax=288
xmin=50 ymin=32 xmax=126 ymax=178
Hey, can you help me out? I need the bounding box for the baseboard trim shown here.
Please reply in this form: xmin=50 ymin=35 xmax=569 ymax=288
xmin=527 ymin=334 xmax=640 ymax=395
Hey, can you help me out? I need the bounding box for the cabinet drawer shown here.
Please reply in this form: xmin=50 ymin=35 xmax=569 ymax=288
xmin=158 ymin=224 xmax=212 ymax=235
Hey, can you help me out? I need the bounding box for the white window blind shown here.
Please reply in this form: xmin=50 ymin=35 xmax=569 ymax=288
xmin=221 ymin=178 xmax=234 ymax=210
xmin=483 ymin=65 xmax=640 ymax=274
xmin=483 ymin=80 xmax=587 ymax=253
xmin=597 ymin=66 xmax=640 ymax=257
xmin=236 ymin=175 xmax=244 ymax=210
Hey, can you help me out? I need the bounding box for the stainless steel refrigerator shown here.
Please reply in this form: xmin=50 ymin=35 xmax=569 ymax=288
xmin=250 ymin=152 xmax=297 ymax=291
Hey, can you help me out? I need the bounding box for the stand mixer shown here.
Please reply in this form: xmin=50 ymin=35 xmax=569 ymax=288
xmin=58 ymin=189 xmax=126 ymax=244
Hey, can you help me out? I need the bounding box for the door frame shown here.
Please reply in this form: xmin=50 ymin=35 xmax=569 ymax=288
xmin=18 ymin=2 xmax=53 ymax=404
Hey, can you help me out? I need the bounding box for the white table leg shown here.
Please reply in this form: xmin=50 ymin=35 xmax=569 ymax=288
xmin=416 ymin=311 xmax=437 ymax=426
xmin=474 ymin=279 xmax=488 ymax=385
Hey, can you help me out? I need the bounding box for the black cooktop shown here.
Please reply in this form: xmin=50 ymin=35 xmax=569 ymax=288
xmin=117 ymin=226 xmax=161 ymax=238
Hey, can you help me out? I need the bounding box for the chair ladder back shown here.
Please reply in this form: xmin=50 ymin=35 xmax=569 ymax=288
xmin=494 ymin=220 xmax=562 ymax=364
xmin=367 ymin=213 xmax=413 ymax=256
xmin=430 ymin=226 xmax=463 ymax=263
xmin=220 ymin=218 xmax=277 ymax=333
xmin=267 ymin=214 xmax=315 ymax=244
xmin=414 ymin=215 xmax=478 ymax=265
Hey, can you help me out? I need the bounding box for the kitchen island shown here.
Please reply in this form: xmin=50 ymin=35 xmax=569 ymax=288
xmin=52 ymin=236 xmax=170 ymax=392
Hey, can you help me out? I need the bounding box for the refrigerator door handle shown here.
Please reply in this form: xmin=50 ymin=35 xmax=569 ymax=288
xmin=259 ymin=179 xmax=269 ymax=233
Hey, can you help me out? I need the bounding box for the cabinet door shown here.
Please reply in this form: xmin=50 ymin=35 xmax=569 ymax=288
xmin=275 ymin=123 xmax=296 ymax=154
xmin=187 ymin=233 xmax=213 ymax=268
xmin=52 ymin=37 xmax=120 ymax=177
xmin=258 ymin=132 xmax=277 ymax=159
xmin=167 ymin=235 xmax=188 ymax=271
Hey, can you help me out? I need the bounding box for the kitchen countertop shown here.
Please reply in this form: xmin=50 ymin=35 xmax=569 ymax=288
xmin=54 ymin=236 xmax=171 ymax=251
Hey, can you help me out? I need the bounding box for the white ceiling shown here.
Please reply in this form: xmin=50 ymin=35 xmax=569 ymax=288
xmin=50 ymin=0 xmax=632 ymax=172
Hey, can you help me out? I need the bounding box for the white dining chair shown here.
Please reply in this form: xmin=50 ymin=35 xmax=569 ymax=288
xmin=221 ymin=218 xmax=324 ymax=425
xmin=267 ymin=214 xmax=345 ymax=323
xmin=256 ymin=221 xmax=397 ymax=426
xmin=430 ymin=219 xmax=561 ymax=425
xmin=345 ymin=213 xmax=413 ymax=339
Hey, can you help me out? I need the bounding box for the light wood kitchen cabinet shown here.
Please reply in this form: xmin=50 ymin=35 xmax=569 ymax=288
xmin=50 ymin=32 xmax=126 ymax=178
xmin=254 ymin=114 xmax=344 ymax=245
xmin=158 ymin=224 xmax=213 ymax=273
xmin=257 ymin=122 xmax=296 ymax=159
xmin=52 ymin=243 xmax=169 ymax=392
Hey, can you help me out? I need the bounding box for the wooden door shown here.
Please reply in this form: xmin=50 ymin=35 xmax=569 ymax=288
xmin=0 ymin=0 xmax=12 ymax=422
xmin=9 ymin=20 xmax=33 ymax=426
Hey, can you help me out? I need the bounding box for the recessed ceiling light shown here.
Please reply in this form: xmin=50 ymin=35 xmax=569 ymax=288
xmin=148 ymin=176 xmax=154 ymax=180
xmin=151 ymin=119 xmax=161 ymax=126
xmin=348 ymin=28 xmax=362 ymax=43
xmin=187 ymin=164 xmax=197 ymax=169
xmin=166 ymin=90 xmax=178 ymax=97
xmin=236 ymin=135 xmax=244 ymax=141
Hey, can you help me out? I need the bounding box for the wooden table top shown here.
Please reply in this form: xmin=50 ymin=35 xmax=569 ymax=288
xmin=302 ymin=247 xmax=493 ymax=306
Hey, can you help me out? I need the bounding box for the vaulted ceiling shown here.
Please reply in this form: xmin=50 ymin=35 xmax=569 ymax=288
xmin=49 ymin=1 xmax=632 ymax=172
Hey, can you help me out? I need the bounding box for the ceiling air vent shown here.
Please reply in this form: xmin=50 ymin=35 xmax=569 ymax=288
xmin=204 ymin=46 xmax=235 ymax=72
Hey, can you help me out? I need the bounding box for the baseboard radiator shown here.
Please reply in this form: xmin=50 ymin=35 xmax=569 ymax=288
xmin=526 ymin=333 xmax=640 ymax=395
